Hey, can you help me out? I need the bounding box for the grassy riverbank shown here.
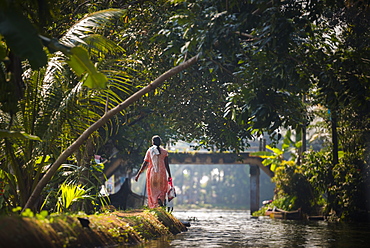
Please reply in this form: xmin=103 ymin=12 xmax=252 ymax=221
xmin=0 ymin=208 xmax=186 ymax=248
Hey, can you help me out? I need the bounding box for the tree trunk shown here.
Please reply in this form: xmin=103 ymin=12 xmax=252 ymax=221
xmin=23 ymin=54 xmax=199 ymax=211
xmin=331 ymin=110 xmax=339 ymax=166
xmin=328 ymin=109 xmax=338 ymax=213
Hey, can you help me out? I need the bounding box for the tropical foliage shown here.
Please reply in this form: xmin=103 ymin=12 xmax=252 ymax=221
xmin=56 ymin=183 xmax=92 ymax=213
xmin=0 ymin=2 xmax=134 ymax=213
xmin=155 ymin=0 xmax=370 ymax=220
xmin=0 ymin=0 xmax=370 ymax=221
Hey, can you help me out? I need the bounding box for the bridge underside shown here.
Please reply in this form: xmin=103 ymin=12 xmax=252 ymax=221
xmin=168 ymin=152 xmax=274 ymax=213
xmin=169 ymin=152 xmax=273 ymax=177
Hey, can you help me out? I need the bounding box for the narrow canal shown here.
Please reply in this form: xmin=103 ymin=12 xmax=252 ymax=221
xmin=122 ymin=209 xmax=370 ymax=248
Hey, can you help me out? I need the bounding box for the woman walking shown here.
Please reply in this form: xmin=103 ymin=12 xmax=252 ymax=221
xmin=135 ymin=135 xmax=172 ymax=208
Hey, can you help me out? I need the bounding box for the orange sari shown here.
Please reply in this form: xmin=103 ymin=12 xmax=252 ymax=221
xmin=144 ymin=146 xmax=169 ymax=208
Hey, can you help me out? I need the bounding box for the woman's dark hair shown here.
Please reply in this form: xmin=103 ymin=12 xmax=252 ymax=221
xmin=152 ymin=135 xmax=161 ymax=154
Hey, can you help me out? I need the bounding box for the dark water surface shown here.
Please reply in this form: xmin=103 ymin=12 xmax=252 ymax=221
xmin=121 ymin=209 xmax=370 ymax=248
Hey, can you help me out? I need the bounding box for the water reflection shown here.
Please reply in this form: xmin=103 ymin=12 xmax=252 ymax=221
xmin=120 ymin=209 xmax=370 ymax=248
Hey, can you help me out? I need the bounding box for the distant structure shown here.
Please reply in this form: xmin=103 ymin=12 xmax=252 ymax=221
xmin=102 ymin=139 xmax=272 ymax=212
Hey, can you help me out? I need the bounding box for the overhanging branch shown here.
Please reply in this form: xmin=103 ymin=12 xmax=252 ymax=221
xmin=23 ymin=54 xmax=199 ymax=211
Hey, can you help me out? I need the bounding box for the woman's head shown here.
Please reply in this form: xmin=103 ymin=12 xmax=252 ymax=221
xmin=152 ymin=135 xmax=161 ymax=146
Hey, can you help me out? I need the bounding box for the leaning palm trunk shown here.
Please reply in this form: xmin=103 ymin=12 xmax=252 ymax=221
xmin=0 ymin=8 xmax=132 ymax=211
xmin=23 ymin=54 xmax=199 ymax=211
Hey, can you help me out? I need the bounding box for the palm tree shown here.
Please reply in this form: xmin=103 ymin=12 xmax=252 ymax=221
xmin=0 ymin=9 xmax=133 ymax=212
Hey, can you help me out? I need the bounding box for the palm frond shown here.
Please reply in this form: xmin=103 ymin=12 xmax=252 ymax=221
xmin=0 ymin=130 xmax=40 ymax=140
xmin=37 ymin=54 xmax=72 ymax=134
xmin=60 ymin=9 xmax=127 ymax=48
xmin=83 ymin=34 xmax=125 ymax=57
xmin=35 ymin=80 xmax=85 ymax=149
xmin=43 ymin=53 xmax=68 ymax=86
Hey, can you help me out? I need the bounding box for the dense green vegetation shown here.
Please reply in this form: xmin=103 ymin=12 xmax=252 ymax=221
xmin=1 ymin=0 xmax=370 ymax=221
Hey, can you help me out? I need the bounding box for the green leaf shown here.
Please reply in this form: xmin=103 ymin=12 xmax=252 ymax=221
xmin=281 ymin=143 xmax=290 ymax=151
xmin=85 ymin=71 xmax=108 ymax=89
xmin=338 ymin=151 xmax=344 ymax=159
xmin=250 ymin=151 xmax=274 ymax=157
xmin=266 ymin=144 xmax=283 ymax=155
xmin=12 ymin=207 xmax=22 ymax=213
xmin=0 ymin=40 xmax=6 ymax=60
xmin=21 ymin=208 xmax=34 ymax=218
xmin=66 ymin=46 xmax=108 ymax=89
xmin=295 ymin=140 xmax=302 ymax=148
xmin=262 ymin=158 xmax=274 ymax=166
xmin=83 ymin=34 xmax=125 ymax=56
xmin=35 ymin=155 xmax=51 ymax=164
xmin=57 ymin=183 xmax=88 ymax=212
xmin=0 ymin=6 xmax=47 ymax=69
xmin=36 ymin=210 xmax=48 ymax=220
xmin=0 ymin=130 xmax=41 ymax=141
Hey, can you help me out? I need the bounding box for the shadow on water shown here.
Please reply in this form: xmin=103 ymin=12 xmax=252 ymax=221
xmin=118 ymin=209 xmax=370 ymax=248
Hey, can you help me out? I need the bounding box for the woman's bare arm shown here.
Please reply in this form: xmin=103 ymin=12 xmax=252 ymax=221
xmin=164 ymin=156 xmax=172 ymax=179
xmin=135 ymin=161 xmax=148 ymax=181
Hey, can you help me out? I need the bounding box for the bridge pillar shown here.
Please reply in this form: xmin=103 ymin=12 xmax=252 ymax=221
xmin=250 ymin=164 xmax=260 ymax=213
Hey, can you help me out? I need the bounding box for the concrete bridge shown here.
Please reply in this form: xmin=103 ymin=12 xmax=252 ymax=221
xmin=168 ymin=152 xmax=274 ymax=213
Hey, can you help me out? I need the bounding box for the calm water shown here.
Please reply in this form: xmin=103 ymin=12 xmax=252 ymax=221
xmin=122 ymin=209 xmax=370 ymax=248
